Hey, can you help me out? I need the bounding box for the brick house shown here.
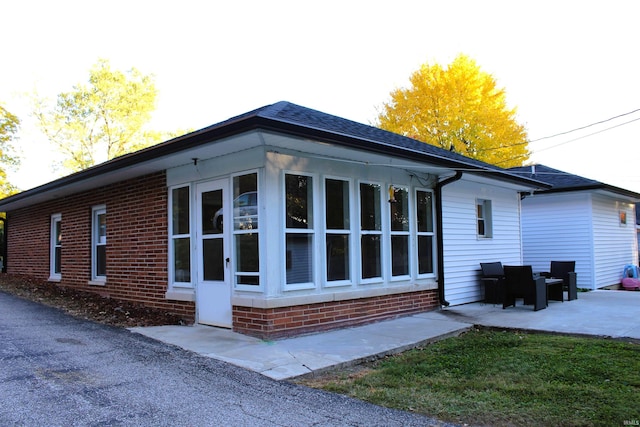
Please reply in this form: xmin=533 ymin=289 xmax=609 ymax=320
xmin=0 ymin=102 xmax=549 ymax=339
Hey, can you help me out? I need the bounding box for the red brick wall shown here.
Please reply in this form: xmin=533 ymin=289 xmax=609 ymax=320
xmin=6 ymin=172 xmax=195 ymax=322
xmin=233 ymin=289 xmax=439 ymax=339
xmin=6 ymin=170 xmax=438 ymax=336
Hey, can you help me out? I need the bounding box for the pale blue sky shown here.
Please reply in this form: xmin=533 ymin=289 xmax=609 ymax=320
xmin=2 ymin=0 xmax=639 ymax=192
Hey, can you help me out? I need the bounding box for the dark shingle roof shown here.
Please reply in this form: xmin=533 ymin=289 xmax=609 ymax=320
xmin=0 ymin=101 xmax=552 ymax=211
xmin=255 ymin=102 xmax=514 ymax=171
xmin=509 ymin=164 xmax=640 ymax=200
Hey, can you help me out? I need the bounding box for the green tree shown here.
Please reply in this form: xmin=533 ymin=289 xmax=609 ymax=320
xmin=376 ymin=54 xmax=529 ymax=167
xmin=34 ymin=59 xmax=182 ymax=173
xmin=0 ymin=105 xmax=21 ymax=198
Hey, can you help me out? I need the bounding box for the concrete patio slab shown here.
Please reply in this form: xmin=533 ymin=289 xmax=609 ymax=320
xmin=130 ymin=289 xmax=640 ymax=380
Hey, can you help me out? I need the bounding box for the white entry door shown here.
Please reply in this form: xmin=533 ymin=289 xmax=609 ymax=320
xmin=196 ymin=179 xmax=231 ymax=327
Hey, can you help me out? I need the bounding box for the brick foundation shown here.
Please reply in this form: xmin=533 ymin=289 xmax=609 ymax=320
xmin=232 ymin=289 xmax=439 ymax=339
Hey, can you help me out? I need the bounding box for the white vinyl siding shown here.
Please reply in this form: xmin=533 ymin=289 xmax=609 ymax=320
xmin=591 ymin=194 xmax=637 ymax=288
xmin=521 ymin=193 xmax=594 ymax=289
xmin=442 ymin=180 xmax=524 ymax=305
xmin=521 ymin=192 xmax=638 ymax=290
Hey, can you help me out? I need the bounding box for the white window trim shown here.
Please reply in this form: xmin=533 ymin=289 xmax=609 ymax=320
xmin=90 ymin=205 xmax=107 ymax=285
xmin=283 ymin=171 xmax=317 ymax=291
xmin=232 ymin=169 xmax=264 ymax=293
xmin=415 ymin=188 xmax=436 ymax=279
xmin=476 ymin=199 xmax=493 ymax=238
xmin=49 ymin=213 xmax=62 ymax=281
xmin=322 ymin=176 xmax=355 ymax=288
xmin=358 ymin=180 xmax=384 ymax=284
xmin=168 ymin=184 xmax=193 ymax=290
xmin=389 ymin=185 xmax=411 ymax=281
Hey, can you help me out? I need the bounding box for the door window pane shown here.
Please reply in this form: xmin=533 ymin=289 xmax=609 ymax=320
xmin=202 ymin=190 xmax=222 ymax=235
xmin=203 ymin=238 xmax=224 ymax=281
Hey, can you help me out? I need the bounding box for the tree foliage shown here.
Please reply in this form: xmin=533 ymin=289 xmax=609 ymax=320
xmin=0 ymin=105 xmax=21 ymax=198
xmin=376 ymin=54 xmax=529 ymax=167
xmin=34 ymin=59 xmax=180 ymax=173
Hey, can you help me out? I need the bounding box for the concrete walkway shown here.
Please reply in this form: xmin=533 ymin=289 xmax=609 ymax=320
xmin=130 ymin=290 xmax=640 ymax=381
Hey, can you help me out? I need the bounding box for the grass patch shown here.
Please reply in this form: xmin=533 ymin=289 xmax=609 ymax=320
xmin=296 ymin=329 xmax=640 ymax=426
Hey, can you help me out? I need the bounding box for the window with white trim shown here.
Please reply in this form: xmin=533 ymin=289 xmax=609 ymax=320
xmin=50 ymin=214 xmax=62 ymax=280
xmin=325 ymin=178 xmax=351 ymax=284
xmin=476 ymin=199 xmax=493 ymax=238
xmin=170 ymin=186 xmax=191 ymax=285
xmin=285 ymin=173 xmax=314 ymax=288
xmin=416 ymin=190 xmax=435 ymax=275
xmin=389 ymin=186 xmax=410 ymax=277
xmin=359 ymin=182 xmax=382 ymax=281
xmin=91 ymin=206 xmax=107 ymax=282
xmin=234 ymin=172 xmax=260 ymax=287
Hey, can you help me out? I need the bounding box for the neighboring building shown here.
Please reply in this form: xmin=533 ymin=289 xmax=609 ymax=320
xmin=0 ymin=102 xmax=548 ymax=339
xmin=510 ymin=165 xmax=640 ymax=289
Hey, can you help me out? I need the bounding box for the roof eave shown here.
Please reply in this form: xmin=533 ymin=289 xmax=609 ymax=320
xmin=534 ymin=185 xmax=640 ymax=201
xmin=0 ymin=110 xmax=551 ymax=211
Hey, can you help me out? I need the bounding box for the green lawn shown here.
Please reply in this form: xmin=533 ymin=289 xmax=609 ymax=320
xmin=297 ymin=329 xmax=640 ymax=427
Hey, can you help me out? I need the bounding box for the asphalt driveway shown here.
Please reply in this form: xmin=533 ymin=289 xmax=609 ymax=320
xmin=0 ymin=291 xmax=452 ymax=427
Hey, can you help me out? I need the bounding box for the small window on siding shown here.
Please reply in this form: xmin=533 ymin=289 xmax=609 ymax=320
xmin=91 ymin=206 xmax=107 ymax=282
xmin=476 ymin=199 xmax=492 ymax=238
xmin=50 ymin=214 xmax=62 ymax=280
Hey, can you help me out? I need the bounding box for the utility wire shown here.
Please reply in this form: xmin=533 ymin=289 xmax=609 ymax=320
xmin=529 ymin=107 xmax=640 ymax=142
xmin=533 ymin=116 xmax=640 ymax=153
xmin=478 ymin=107 xmax=640 ymax=153
xmin=493 ymin=115 xmax=640 ymax=166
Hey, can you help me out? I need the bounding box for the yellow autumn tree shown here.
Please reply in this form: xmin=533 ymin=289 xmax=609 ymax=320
xmin=376 ymin=54 xmax=529 ymax=167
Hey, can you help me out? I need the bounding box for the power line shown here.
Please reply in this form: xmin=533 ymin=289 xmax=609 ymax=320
xmin=533 ymin=116 xmax=640 ymax=153
xmin=529 ymin=107 xmax=640 ymax=142
xmin=478 ymin=107 xmax=640 ymax=155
